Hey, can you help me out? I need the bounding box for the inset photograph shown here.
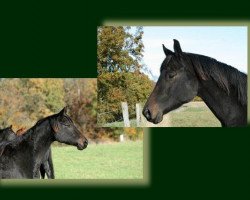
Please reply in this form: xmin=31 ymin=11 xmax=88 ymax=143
xmin=97 ymin=26 xmax=247 ymax=127
xmin=0 ymin=78 xmax=145 ymax=180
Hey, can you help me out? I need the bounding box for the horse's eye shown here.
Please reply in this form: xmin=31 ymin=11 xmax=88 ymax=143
xmin=168 ymin=72 xmax=176 ymax=79
xmin=60 ymin=118 xmax=70 ymax=126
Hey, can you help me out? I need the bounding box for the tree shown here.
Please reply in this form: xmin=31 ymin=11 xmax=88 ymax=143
xmin=0 ymin=78 xmax=65 ymax=130
xmin=20 ymin=78 xmax=65 ymax=121
xmin=98 ymin=72 xmax=154 ymax=124
xmin=97 ymin=26 xmax=144 ymax=74
xmin=0 ymin=78 xmax=27 ymax=128
xmin=64 ymin=78 xmax=97 ymax=139
xmin=97 ymin=26 xmax=154 ymax=125
xmin=0 ymin=78 xmax=144 ymax=142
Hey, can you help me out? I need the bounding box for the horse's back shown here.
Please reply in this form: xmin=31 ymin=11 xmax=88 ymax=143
xmin=0 ymin=144 xmax=33 ymax=178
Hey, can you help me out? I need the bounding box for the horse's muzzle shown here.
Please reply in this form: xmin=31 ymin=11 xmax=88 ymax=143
xmin=77 ymin=140 xmax=88 ymax=150
xmin=143 ymin=107 xmax=163 ymax=124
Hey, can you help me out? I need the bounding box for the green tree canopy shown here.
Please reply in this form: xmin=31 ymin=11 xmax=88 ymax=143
xmin=97 ymin=26 xmax=144 ymax=74
xmin=97 ymin=26 xmax=154 ymax=125
xmin=98 ymin=72 xmax=154 ymax=124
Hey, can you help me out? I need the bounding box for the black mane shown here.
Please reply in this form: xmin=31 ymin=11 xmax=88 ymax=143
xmin=187 ymin=53 xmax=247 ymax=106
xmin=0 ymin=112 xmax=73 ymax=149
xmin=1 ymin=114 xmax=56 ymax=149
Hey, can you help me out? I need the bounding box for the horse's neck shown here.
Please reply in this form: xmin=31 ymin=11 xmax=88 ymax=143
xmin=32 ymin=125 xmax=54 ymax=156
xmin=197 ymin=80 xmax=246 ymax=127
xmin=31 ymin=124 xmax=54 ymax=177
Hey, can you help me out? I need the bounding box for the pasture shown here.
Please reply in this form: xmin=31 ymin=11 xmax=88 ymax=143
xmin=103 ymin=102 xmax=221 ymax=127
xmin=168 ymin=102 xmax=221 ymax=127
xmin=52 ymin=140 xmax=143 ymax=179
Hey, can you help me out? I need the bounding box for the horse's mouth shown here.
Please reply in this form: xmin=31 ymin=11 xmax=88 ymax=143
xmin=77 ymin=145 xmax=86 ymax=150
xmin=146 ymin=112 xmax=163 ymax=124
xmin=77 ymin=143 xmax=88 ymax=150
xmin=151 ymin=113 xmax=163 ymax=124
xmin=143 ymin=107 xmax=164 ymax=124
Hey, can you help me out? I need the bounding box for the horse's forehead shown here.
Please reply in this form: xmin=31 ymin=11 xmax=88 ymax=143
xmin=160 ymin=56 xmax=172 ymax=71
xmin=161 ymin=56 xmax=181 ymax=72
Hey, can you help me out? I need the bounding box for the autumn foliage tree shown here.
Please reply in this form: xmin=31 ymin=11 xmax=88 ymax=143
xmin=64 ymin=78 xmax=98 ymax=139
xmin=0 ymin=78 xmax=143 ymax=142
xmin=0 ymin=78 xmax=65 ymax=129
xmin=21 ymin=78 xmax=65 ymax=120
xmin=97 ymin=26 xmax=154 ymax=124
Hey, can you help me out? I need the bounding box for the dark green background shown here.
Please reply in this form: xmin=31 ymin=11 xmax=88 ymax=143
xmin=0 ymin=1 xmax=249 ymax=199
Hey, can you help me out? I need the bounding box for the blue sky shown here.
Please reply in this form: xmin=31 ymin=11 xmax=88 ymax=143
xmin=140 ymin=26 xmax=248 ymax=80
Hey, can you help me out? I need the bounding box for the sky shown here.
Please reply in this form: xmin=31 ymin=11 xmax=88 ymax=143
xmin=140 ymin=26 xmax=248 ymax=80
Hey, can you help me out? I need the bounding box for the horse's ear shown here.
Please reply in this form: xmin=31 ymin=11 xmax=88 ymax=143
xmin=173 ymin=39 xmax=182 ymax=55
xmin=64 ymin=106 xmax=68 ymax=114
xmin=8 ymin=125 xmax=13 ymax=131
xmin=59 ymin=106 xmax=67 ymax=116
xmin=162 ymin=44 xmax=174 ymax=56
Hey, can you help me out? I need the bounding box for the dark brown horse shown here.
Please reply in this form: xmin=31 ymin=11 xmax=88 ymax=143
xmin=0 ymin=107 xmax=88 ymax=178
xmin=143 ymin=39 xmax=247 ymax=127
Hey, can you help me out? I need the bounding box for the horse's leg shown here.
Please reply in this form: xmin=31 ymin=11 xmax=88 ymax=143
xmin=44 ymin=150 xmax=55 ymax=179
xmin=40 ymin=164 xmax=46 ymax=179
xmin=33 ymin=163 xmax=41 ymax=179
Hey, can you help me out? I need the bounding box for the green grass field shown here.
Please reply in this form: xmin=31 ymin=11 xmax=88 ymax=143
xmin=52 ymin=141 xmax=143 ymax=179
xmin=101 ymin=102 xmax=221 ymax=127
xmin=169 ymin=105 xmax=221 ymax=127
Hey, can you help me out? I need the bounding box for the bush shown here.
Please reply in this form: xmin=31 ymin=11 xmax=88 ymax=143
xmin=124 ymin=128 xmax=143 ymax=141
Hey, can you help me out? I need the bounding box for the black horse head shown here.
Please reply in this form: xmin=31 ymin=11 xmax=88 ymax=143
xmin=50 ymin=107 xmax=88 ymax=150
xmin=143 ymin=39 xmax=247 ymax=127
xmin=143 ymin=39 xmax=199 ymax=124
xmin=0 ymin=125 xmax=16 ymax=143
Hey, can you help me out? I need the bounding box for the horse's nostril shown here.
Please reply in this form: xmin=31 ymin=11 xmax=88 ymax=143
xmin=143 ymin=108 xmax=151 ymax=120
xmin=84 ymin=140 xmax=88 ymax=146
